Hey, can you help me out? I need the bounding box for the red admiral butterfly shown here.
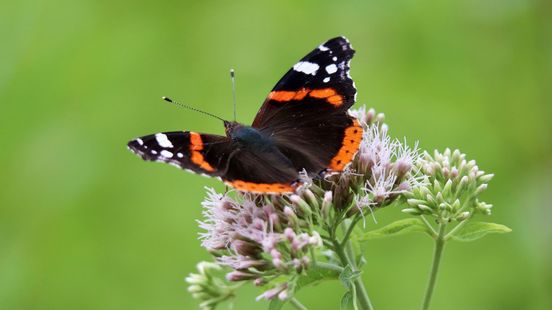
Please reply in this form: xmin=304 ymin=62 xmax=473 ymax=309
xmin=127 ymin=36 xmax=363 ymax=194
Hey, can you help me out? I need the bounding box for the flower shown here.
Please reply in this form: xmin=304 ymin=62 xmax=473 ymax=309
xmin=186 ymin=261 xmax=237 ymax=310
xmin=256 ymin=283 xmax=289 ymax=301
xmin=404 ymin=148 xmax=494 ymax=220
xmin=344 ymin=108 xmax=422 ymax=213
xmin=198 ymin=187 xmax=322 ymax=287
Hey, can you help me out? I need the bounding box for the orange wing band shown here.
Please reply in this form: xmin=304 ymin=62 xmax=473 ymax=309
xmin=268 ymin=88 xmax=343 ymax=106
xmin=328 ymin=119 xmax=363 ymax=171
xmin=225 ymin=180 xmax=297 ymax=194
xmin=189 ymin=132 xmax=215 ymax=172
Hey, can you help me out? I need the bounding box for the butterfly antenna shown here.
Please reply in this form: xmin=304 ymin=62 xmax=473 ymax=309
xmin=162 ymin=97 xmax=226 ymax=122
xmin=230 ymin=69 xmax=237 ymax=121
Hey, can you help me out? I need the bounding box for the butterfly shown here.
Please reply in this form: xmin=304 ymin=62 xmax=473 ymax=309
xmin=127 ymin=36 xmax=363 ymax=194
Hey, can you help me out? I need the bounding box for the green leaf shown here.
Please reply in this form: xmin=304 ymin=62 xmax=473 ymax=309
xmin=451 ymin=222 xmax=512 ymax=242
xmin=296 ymin=264 xmax=340 ymax=290
xmin=340 ymin=291 xmax=358 ymax=310
xmin=269 ymin=298 xmax=284 ymax=310
xmin=354 ymin=218 xmax=432 ymax=241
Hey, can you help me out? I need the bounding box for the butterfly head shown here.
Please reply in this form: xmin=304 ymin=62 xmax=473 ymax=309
xmin=223 ymin=120 xmax=242 ymax=137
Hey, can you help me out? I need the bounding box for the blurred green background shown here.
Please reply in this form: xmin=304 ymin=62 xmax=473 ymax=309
xmin=1 ymin=0 xmax=551 ymax=309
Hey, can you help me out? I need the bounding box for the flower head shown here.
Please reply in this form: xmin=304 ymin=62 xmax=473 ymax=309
xmin=404 ymin=148 xmax=494 ymax=220
xmin=198 ymin=187 xmax=322 ymax=287
xmin=186 ymin=261 xmax=237 ymax=310
xmin=347 ymin=108 xmax=422 ymax=212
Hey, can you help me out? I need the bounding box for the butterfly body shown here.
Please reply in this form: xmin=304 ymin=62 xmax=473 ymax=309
xmin=229 ymin=124 xmax=274 ymax=152
xmin=128 ymin=36 xmax=363 ymax=194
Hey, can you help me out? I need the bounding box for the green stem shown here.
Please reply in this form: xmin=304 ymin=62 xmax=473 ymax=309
xmin=422 ymin=223 xmax=447 ymax=310
xmin=333 ymin=224 xmax=374 ymax=310
xmin=444 ymin=216 xmax=471 ymax=241
xmin=420 ymin=215 xmax=438 ymax=237
xmin=341 ymin=214 xmax=362 ymax=247
xmin=341 ymin=221 xmax=357 ymax=265
xmin=290 ymin=297 xmax=308 ymax=310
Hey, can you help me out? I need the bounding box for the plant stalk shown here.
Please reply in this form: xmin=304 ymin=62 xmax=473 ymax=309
xmin=422 ymin=223 xmax=447 ymax=310
xmin=333 ymin=222 xmax=374 ymax=310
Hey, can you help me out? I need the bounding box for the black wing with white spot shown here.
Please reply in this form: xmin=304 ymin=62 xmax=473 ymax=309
xmin=127 ymin=131 xmax=303 ymax=193
xmin=127 ymin=132 xmax=232 ymax=177
xmin=250 ymin=36 xmax=361 ymax=176
xmin=252 ymin=36 xmax=356 ymax=128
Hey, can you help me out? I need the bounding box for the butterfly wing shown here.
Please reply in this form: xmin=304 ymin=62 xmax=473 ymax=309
xmin=252 ymin=36 xmax=356 ymax=128
xmin=127 ymin=131 xmax=301 ymax=193
xmin=127 ymin=131 xmax=233 ymax=176
xmin=251 ymin=36 xmax=363 ymax=174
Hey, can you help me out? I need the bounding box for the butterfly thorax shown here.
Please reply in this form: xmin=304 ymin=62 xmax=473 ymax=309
xmin=227 ymin=123 xmax=273 ymax=151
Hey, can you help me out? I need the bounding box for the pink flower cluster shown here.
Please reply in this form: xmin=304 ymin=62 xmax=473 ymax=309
xmin=198 ymin=188 xmax=322 ymax=293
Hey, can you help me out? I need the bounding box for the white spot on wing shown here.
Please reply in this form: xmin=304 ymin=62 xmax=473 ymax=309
xmin=323 ymin=77 xmax=330 ymax=83
xmin=332 ymin=56 xmax=337 ymax=61
xmin=160 ymin=150 xmax=173 ymax=158
xmin=155 ymin=133 xmax=173 ymax=148
xmin=293 ymin=61 xmax=319 ymax=75
xmin=151 ymin=150 xmax=157 ymax=155
xmin=136 ymin=138 xmax=144 ymax=145
xmin=318 ymin=44 xmax=329 ymax=51
xmin=325 ymin=64 xmax=338 ymax=74
xmin=177 ymin=152 xmax=184 ymax=158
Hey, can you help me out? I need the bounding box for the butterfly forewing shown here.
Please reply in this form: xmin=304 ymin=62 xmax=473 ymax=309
xmin=251 ymin=36 xmax=362 ymax=174
xmin=127 ymin=132 xmax=232 ymax=176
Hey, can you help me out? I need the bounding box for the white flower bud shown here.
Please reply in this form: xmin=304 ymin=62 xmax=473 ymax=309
xmin=321 ymin=191 xmax=333 ymax=219
xmin=435 ymin=192 xmax=444 ymax=203
xmin=303 ymin=189 xmax=319 ymax=210
xmin=456 ymin=211 xmax=471 ymax=221
xmin=452 ymin=149 xmax=462 ymax=161
xmin=407 ymin=199 xmax=427 ymax=206
xmin=443 ymin=179 xmax=453 ymax=196
xmin=418 ymin=204 xmax=433 ymax=212
xmin=309 ymin=231 xmax=323 ymax=247
xmin=185 ymin=274 xmax=204 ymax=285
xmin=452 ymin=199 xmax=461 ymax=210
xmin=433 ymin=180 xmax=442 ymax=192
xmin=457 ymin=176 xmax=469 ymax=192
xmin=402 ymin=208 xmax=422 ymax=215
xmin=376 ymin=112 xmax=385 ymax=123
xmin=188 ymin=285 xmax=204 ymax=293
xmin=278 ymin=289 xmax=289 ymax=300
xmin=478 ymin=173 xmax=494 ymax=183
xmin=475 ymin=184 xmax=488 ymax=195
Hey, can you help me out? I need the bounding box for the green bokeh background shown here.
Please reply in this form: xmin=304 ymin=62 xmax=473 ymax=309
xmin=1 ymin=0 xmax=551 ymax=309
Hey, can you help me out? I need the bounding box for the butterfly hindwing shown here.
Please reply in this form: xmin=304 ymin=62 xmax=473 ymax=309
xmin=127 ymin=131 xmax=301 ymax=193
